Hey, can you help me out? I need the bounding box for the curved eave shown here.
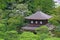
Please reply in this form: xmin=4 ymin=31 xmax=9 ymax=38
xmin=25 ymin=16 xmax=52 ymax=20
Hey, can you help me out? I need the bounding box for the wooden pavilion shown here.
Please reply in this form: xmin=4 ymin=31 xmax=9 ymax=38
xmin=21 ymin=11 xmax=53 ymax=31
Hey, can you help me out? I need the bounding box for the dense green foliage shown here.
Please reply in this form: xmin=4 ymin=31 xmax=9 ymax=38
xmin=36 ymin=25 xmax=49 ymax=34
xmin=27 ymin=0 xmax=55 ymax=13
xmin=44 ymin=37 xmax=60 ymax=40
xmin=49 ymin=6 xmax=60 ymax=26
xmin=52 ymin=25 xmax=60 ymax=37
xmin=20 ymin=32 xmax=39 ymax=40
xmin=0 ymin=0 xmax=60 ymax=40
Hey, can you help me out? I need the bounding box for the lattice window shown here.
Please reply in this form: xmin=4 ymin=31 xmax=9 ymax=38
xmin=40 ymin=21 xmax=42 ymax=24
xmin=31 ymin=21 xmax=33 ymax=24
xmin=35 ymin=21 xmax=38 ymax=24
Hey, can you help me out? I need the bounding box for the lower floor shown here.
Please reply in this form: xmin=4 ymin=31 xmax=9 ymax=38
xmin=21 ymin=23 xmax=55 ymax=31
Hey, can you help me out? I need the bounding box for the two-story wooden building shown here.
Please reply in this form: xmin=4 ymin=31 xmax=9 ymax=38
xmin=21 ymin=11 xmax=52 ymax=31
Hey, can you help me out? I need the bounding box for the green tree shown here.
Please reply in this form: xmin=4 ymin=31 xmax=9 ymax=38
xmin=0 ymin=23 xmax=6 ymax=32
xmin=28 ymin=0 xmax=55 ymax=13
xmin=5 ymin=30 xmax=19 ymax=40
xmin=52 ymin=25 xmax=60 ymax=37
xmin=8 ymin=15 xmax=24 ymax=31
xmin=49 ymin=6 xmax=60 ymax=26
xmin=16 ymin=4 xmax=32 ymax=16
xmin=0 ymin=0 xmax=7 ymax=9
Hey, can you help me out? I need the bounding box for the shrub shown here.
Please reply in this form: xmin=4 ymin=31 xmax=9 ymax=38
xmin=36 ymin=25 xmax=49 ymax=34
xmin=53 ymin=25 xmax=60 ymax=37
xmin=44 ymin=37 xmax=60 ymax=40
xmin=0 ymin=23 xmax=6 ymax=32
xmin=19 ymin=32 xmax=39 ymax=40
xmin=5 ymin=30 xmax=19 ymax=40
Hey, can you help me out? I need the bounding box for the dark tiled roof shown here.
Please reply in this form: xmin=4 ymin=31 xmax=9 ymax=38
xmin=25 ymin=11 xmax=52 ymax=20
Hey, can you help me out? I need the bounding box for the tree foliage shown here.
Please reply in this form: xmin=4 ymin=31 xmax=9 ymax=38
xmin=49 ymin=6 xmax=60 ymax=26
xmin=0 ymin=0 xmax=60 ymax=40
xmin=36 ymin=25 xmax=49 ymax=34
xmin=28 ymin=0 xmax=55 ymax=13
